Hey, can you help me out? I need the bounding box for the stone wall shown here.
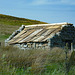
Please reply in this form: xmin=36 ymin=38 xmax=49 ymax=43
xmin=50 ymin=25 xmax=75 ymax=49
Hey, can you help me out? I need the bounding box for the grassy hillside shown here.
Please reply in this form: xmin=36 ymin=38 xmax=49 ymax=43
xmin=0 ymin=14 xmax=47 ymax=41
xmin=0 ymin=14 xmax=47 ymax=26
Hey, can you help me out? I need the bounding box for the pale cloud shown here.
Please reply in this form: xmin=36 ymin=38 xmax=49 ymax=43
xmin=31 ymin=0 xmax=48 ymax=5
xmin=31 ymin=0 xmax=60 ymax=5
xmin=30 ymin=0 xmax=75 ymax=5
xmin=61 ymin=0 xmax=75 ymax=5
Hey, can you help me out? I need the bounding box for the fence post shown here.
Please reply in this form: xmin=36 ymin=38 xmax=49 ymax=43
xmin=65 ymin=43 xmax=69 ymax=75
xmin=71 ymin=43 xmax=73 ymax=52
xmin=0 ymin=42 xmax=1 ymax=46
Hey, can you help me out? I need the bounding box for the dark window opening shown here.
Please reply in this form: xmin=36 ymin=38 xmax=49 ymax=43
xmin=65 ymin=40 xmax=73 ymax=50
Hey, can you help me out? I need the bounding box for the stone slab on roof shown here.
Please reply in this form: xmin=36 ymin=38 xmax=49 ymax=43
xmin=8 ymin=22 xmax=73 ymax=44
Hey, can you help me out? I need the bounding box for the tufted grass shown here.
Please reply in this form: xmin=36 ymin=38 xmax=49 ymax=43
xmin=0 ymin=45 xmax=75 ymax=75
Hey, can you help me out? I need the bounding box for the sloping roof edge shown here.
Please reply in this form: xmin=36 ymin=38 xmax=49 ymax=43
xmin=5 ymin=22 xmax=73 ymax=45
xmin=23 ymin=22 xmax=73 ymax=28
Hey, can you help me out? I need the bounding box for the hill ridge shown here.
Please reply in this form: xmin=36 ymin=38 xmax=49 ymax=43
xmin=0 ymin=14 xmax=47 ymax=26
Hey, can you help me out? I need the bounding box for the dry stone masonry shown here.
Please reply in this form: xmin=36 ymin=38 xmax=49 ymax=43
xmin=5 ymin=22 xmax=75 ymax=51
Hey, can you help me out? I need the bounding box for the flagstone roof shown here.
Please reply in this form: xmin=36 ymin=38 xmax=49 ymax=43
xmin=8 ymin=22 xmax=73 ymax=44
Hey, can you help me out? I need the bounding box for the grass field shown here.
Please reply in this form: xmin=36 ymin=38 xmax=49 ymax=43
xmin=0 ymin=45 xmax=75 ymax=75
xmin=0 ymin=24 xmax=19 ymax=41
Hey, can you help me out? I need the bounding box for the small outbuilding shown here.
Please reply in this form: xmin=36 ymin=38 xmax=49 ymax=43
xmin=5 ymin=22 xmax=75 ymax=50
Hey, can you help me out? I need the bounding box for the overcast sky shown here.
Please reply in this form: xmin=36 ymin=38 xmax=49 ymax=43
xmin=0 ymin=0 xmax=75 ymax=25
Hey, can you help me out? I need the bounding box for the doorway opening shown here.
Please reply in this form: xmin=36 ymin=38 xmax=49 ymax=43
xmin=65 ymin=40 xmax=73 ymax=50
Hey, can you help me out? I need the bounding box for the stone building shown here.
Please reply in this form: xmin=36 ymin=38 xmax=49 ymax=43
xmin=5 ymin=22 xmax=75 ymax=50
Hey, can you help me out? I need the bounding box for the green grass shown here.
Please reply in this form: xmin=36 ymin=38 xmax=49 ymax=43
xmin=0 ymin=46 xmax=74 ymax=75
xmin=0 ymin=34 xmax=10 ymax=42
xmin=0 ymin=14 xmax=47 ymax=26
xmin=0 ymin=24 xmax=19 ymax=41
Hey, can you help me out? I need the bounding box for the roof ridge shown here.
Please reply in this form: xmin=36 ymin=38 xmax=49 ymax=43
xmin=23 ymin=22 xmax=73 ymax=28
